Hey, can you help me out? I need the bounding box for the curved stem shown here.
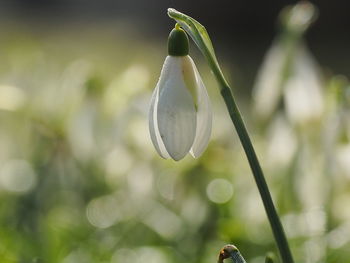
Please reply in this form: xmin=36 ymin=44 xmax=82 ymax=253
xmin=218 ymin=76 xmax=294 ymax=263
xmin=167 ymin=8 xmax=294 ymax=263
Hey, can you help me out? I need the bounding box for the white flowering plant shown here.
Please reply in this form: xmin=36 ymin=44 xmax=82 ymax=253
xmin=146 ymin=7 xmax=315 ymax=263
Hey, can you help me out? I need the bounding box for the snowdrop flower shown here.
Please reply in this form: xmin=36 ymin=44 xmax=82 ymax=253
xmin=149 ymin=25 xmax=212 ymax=161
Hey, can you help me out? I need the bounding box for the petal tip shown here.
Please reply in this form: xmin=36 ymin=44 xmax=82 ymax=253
xmin=169 ymin=152 xmax=186 ymax=161
xmin=189 ymin=148 xmax=201 ymax=159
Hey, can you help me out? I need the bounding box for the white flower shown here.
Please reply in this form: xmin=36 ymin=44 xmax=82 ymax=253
xmin=149 ymin=55 xmax=212 ymax=161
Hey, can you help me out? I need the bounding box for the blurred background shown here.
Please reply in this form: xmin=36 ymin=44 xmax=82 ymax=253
xmin=0 ymin=0 xmax=349 ymax=262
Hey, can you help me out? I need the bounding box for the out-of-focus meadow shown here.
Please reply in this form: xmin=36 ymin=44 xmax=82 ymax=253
xmin=0 ymin=1 xmax=350 ymax=263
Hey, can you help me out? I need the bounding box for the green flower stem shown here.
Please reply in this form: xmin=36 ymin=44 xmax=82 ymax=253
xmin=214 ymin=59 xmax=294 ymax=263
xmin=168 ymin=8 xmax=294 ymax=263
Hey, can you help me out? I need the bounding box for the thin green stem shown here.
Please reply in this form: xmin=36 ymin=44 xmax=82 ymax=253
xmin=199 ymin=27 xmax=294 ymax=263
xmin=217 ymin=74 xmax=294 ymax=263
xmin=167 ymin=8 xmax=294 ymax=263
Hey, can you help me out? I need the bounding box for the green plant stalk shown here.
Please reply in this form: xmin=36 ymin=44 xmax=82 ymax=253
xmin=211 ymin=52 xmax=294 ymax=263
xmin=168 ymin=8 xmax=294 ymax=263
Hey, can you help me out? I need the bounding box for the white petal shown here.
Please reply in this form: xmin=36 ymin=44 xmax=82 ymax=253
xmin=157 ymin=56 xmax=197 ymax=161
xmin=149 ymin=83 xmax=170 ymax=159
xmin=184 ymin=56 xmax=212 ymax=158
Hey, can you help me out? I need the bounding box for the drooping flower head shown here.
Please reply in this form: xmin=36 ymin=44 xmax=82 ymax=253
xmin=149 ymin=24 xmax=212 ymax=161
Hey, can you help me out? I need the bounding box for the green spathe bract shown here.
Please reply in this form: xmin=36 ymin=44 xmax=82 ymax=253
xmin=168 ymin=7 xmax=295 ymax=263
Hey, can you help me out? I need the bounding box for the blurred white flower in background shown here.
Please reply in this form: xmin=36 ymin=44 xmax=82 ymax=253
xmin=284 ymin=46 xmax=324 ymax=125
xmin=253 ymin=43 xmax=324 ymax=124
xmin=253 ymin=1 xmax=323 ymax=125
xmin=252 ymin=42 xmax=286 ymax=119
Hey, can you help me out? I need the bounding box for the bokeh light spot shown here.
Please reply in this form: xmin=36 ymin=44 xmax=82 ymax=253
xmin=206 ymin=179 xmax=234 ymax=204
xmin=0 ymin=159 xmax=37 ymax=193
xmin=86 ymin=195 xmax=120 ymax=228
